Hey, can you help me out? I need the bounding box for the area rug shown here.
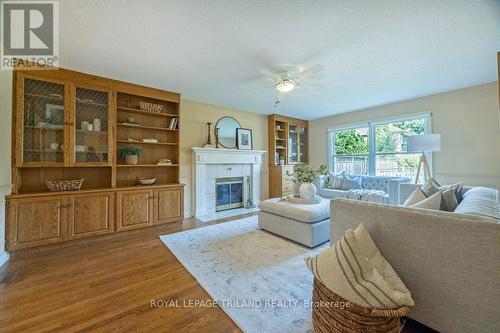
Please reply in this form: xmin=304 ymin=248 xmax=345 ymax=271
xmin=160 ymin=215 xmax=328 ymax=333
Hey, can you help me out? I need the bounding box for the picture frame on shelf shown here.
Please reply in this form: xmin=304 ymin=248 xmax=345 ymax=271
xmin=236 ymin=128 xmax=253 ymax=150
xmin=45 ymin=104 xmax=64 ymax=125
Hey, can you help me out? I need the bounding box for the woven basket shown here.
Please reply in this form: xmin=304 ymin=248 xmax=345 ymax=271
xmin=139 ymin=101 xmax=163 ymax=113
xmin=312 ymin=278 xmax=409 ymax=333
xmin=46 ymin=179 xmax=84 ymax=192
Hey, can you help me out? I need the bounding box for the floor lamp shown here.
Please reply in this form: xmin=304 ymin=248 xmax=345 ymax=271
xmin=407 ymin=134 xmax=441 ymax=184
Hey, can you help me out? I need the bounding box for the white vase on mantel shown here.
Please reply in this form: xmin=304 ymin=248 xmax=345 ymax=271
xmin=299 ymin=182 xmax=317 ymax=200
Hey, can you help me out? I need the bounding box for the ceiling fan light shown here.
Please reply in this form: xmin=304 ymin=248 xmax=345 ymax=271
xmin=275 ymin=80 xmax=295 ymax=93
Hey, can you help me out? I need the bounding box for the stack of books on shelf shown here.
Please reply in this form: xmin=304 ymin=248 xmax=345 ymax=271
xmin=156 ymin=159 xmax=172 ymax=166
xmin=169 ymin=118 xmax=178 ymax=129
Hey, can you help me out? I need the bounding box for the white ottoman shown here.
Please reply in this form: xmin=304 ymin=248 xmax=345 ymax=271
xmin=258 ymin=198 xmax=330 ymax=247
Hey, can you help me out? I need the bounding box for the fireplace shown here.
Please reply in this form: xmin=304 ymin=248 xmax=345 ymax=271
xmin=216 ymin=177 xmax=249 ymax=211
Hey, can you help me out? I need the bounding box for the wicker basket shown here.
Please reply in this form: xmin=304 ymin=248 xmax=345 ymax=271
xmin=139 ymin=101 xmax=163 ymax=113
xmin=312 ymin=278 xmax=409 ymax=333
xmin=46 ymin=179 xmax=84 ymax=192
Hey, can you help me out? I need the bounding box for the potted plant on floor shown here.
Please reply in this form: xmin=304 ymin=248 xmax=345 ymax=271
xmin=119 ymin=145 xmax=142 ymax=165
xmin=286 ymin=164 xmax=327 ymax=199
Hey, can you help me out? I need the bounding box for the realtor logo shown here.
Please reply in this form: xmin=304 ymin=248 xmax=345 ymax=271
xmin=1 ymin=0 xmax=59 ymax=69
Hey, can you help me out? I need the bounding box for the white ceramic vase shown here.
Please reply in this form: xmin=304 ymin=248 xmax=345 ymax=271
xmin=125 ymin=155 xmax=138 ymax=165
xmin=299 ymin=182 xmax=317 ymax=200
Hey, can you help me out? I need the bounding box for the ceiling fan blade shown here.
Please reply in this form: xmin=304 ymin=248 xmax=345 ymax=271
xmin=259 ymin=68 xmax=281 ymax=81
xmin=294 ymin=64 xmax=324 ymax=81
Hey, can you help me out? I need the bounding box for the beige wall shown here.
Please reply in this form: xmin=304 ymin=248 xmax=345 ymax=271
xmin=310 ymin=82 xmax=500 ymax=188
xmin=0 ymin=69 xmax=13 ymax=263
xmin=179 ymin=99 xmax=269 ymax=216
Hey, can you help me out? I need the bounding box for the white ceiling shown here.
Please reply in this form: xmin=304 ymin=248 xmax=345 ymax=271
xmin=59 ymin=0 xmax=500 ymax=120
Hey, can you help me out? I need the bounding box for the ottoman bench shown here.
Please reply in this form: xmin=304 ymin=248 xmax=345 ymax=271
xmin=258 ymin=198 xmax=330 ymax=247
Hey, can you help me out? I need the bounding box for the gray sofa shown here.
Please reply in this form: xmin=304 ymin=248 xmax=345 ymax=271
xmin=315 ymin=174 xmax=410 ymax=205
xmin=330 ymin=184 xmax=500 ymax=333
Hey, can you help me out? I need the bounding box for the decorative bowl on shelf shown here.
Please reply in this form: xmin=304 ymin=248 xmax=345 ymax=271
xmin=46 ymin=179 xmax=84 ymax=192
xmin=136 ymin=177 xmax=156 ymax=185
xmin=139 ymin=101 xmax=163 ymax=113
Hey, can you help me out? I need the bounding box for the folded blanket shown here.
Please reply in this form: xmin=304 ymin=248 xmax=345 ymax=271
xmin=345 ymin=189 xmax=389 ymax=204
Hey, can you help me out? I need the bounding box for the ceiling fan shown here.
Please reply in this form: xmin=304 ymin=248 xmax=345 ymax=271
xmin=259 ymin=64 xmax=324 ymax=107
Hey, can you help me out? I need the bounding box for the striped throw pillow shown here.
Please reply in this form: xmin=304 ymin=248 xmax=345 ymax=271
xmin=306 ymin=223 xmax=414 ymax=309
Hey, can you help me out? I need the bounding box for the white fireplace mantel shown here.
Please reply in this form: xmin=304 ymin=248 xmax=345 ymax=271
xmin=191 ymin=147 xmax=266 ymax=219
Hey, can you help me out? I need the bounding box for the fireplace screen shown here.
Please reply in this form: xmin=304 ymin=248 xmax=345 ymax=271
xmin=216 ymin=177 xmax=244 ymax=211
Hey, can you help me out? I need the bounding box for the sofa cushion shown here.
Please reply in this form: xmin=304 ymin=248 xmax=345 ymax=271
xmin=361 ymin=176 xmax=390 ymax=191
xmin=320 ymin=188 xmax=347 ymax=199
xmin=454 ymin=187 xmax=499 ymax=221
xmin=305 ymin=223 xmax=414 ymax=309
xmin=259 ymin=198 xmax=330 ymax=223
xmin=341 ymin=174 xmax=362 ymax=190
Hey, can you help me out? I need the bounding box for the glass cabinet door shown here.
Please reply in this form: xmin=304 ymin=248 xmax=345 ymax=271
xmin=74 ymin=87 xmax=110 ymax=164
xmin=298 ymin=126 xmax=308 ymax=163
xmin=23 ymin=78 xmax=66 ymax=164
xmin=288 ymin=124 xmax=298 ymax=163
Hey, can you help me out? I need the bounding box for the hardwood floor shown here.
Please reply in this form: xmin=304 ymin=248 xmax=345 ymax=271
xmin=0 ymin=214 xmax=435 ymax=332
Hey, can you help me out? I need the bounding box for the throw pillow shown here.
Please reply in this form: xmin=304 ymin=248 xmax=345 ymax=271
xmin=421 ymin=177 xmax=441 ymax=197
xmin=440 ymin=182 xmax=464 ymax=204
xmin=341 ymin=174 xmax=362 ymax=191
xmin=403 ymin=188 xmax=426 ymax=206
xmin=305 ymin=223 xmax=414 ymax=309
xmin=440 ymin=188 xmax=459 ymax=211
xmin=329 ymin=171 xmax=345 ymax=189
xmin=410 ymin=191 xmax=442 ymax=210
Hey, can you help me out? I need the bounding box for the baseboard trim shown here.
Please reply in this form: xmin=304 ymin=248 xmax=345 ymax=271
xmin=0 ymin=251 xmax=9 ymax=268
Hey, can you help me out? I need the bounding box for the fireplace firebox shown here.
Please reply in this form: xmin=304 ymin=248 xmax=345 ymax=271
xmin=215 ymin=177 xmax=248 ymax=211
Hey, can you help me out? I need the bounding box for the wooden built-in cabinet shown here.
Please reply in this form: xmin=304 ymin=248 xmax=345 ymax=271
xmin=154 ymin=186 xmax=184 ymax=224
xmin=6 ymin=62 xmax=184 ymax=251
xmin=116 ymin=189 xmax=154 ymax=231
xmin=268 ymin=114 xmax=309 ymax=198
xmin=68 ymin=192 xmax=114 ymax=239
xmin=6 ymin=196 xmax=69 ymax=250
xmin=115 ymin=185 xmax=184 ymax=231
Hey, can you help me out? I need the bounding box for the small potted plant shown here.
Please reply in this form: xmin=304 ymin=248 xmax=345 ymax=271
xmin=286 ymin=164 xmax=327 ymax=199
xmin=119 ymin=145 xmax=142 ymax=165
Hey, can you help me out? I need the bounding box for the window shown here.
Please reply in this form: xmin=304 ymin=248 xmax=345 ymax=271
xmin=328 ymin=113 xmax=431 ymax=182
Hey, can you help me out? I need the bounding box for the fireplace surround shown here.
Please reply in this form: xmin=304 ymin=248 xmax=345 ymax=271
xmin=192 ymin=147 xmax=266 ymax=220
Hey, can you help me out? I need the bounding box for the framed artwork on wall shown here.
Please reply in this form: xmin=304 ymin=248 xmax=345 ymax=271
xmin=236 ymin=128 xmax=253 ymax=150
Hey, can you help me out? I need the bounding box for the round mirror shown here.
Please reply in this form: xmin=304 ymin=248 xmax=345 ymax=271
xmin=215 ymin=116 xmax=241 ymax=149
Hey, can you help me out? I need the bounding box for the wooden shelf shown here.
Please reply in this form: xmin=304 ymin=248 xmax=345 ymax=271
xmin=117 ymin=123 xmax=177 ymax=131
xmin=77 ymin=100 xmax=108 ymax=107
xmin=117 ymin=106 xmax=177 ymax=118
xmin=275 ymin=138 xmax=286 ymax=141
xmin=275 ymin=128 xmax=285 ymax=132
xmin=25 ymin=93 xmax=63 ymax=101
xmin=76 ymin=129 xmax=108 ymax=135
xmin=116 ymin=140 xmax=178 ymax=146
xmin=117 ymin=164 xmax=179 ymax=167
xmin=24 ymin=149 xmax=63 ymax=153
xmin=25 ymin=125 xmax=63 ymax=130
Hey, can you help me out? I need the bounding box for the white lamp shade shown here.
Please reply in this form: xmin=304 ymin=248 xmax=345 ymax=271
xmin=407 ymin=134 xmax=441 ymax=152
